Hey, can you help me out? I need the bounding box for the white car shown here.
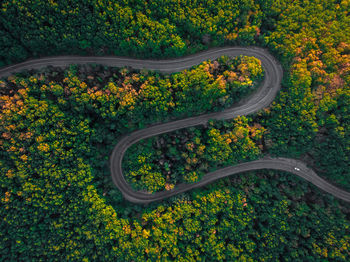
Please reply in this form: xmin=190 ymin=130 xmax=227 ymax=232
xmin=294 ymin=167 xmax=301 ymax=171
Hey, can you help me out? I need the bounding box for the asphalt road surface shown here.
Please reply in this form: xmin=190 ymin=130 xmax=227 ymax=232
xmin=2 ymin=47 xmax=349 ymax=204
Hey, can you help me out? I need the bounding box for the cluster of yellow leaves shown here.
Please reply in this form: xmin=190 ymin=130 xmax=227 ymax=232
xmin=108 ymin=81 xmax=137 ymax=111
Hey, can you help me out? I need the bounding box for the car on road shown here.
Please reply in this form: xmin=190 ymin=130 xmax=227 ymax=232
xmin=294 ymin=167 xmax=301 ymax=171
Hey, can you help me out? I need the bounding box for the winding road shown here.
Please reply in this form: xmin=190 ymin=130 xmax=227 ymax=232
xmin=1 ymin=47 xmax=350 ymax=204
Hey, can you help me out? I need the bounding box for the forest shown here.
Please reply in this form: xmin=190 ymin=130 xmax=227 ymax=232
xmin=123 ymin=117 xmax=264 ymax=192
xmin=1 ymin=0 xmax=350 ymax=261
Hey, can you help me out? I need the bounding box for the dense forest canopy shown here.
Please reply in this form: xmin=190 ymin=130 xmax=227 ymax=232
xmin=0 ymin=0 xmax=262 ymax=65
xmin=1 ymin=0 xmax=350 ymax=261
xmin=123 ymin=117 xmax=265 ymax=192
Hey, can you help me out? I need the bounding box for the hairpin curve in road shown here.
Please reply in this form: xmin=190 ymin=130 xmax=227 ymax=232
xmin=2 ymin=47 xmax=349 ymax=204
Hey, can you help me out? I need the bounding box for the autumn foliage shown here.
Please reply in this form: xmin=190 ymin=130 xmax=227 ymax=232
xmin=1 ymin=0 xmax=350 ymax=261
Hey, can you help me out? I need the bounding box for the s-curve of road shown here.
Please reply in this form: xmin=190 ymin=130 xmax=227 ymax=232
xmin=1 ymin=47 xmax=350 ymax=204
